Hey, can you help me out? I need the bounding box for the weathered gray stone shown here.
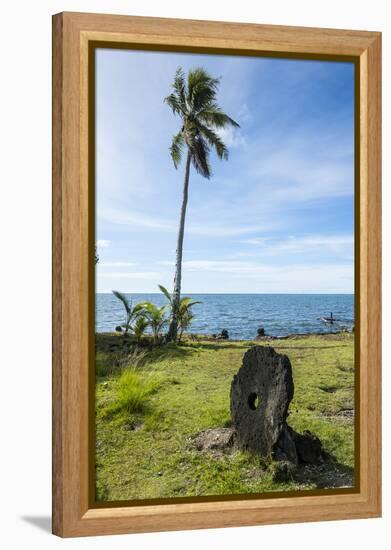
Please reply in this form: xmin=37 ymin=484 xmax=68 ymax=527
xmin=274 ymin=425 xmax=298 ymax=465
xmin=230 ymin=346 xmax=294 ymax=455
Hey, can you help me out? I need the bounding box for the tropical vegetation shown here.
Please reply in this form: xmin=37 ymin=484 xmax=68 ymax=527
xmin=111 ymin=290 xmax=146 ymax=336
xmin=111 ymin=285 xmax=201 ymax=343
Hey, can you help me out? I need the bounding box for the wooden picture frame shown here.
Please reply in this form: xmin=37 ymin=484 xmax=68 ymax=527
xmin=52 ymin=11 xmax=381 ymax=537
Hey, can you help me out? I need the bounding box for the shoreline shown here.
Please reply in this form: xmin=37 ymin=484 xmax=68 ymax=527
xmin=185 ymin=330 xmax=354 ymax=342
xmin=95 ymin=329 xmax=354 ymax=343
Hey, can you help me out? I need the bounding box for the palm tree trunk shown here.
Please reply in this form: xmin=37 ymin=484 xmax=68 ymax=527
xmin=167 ymin=150 xmax=191 ymax=342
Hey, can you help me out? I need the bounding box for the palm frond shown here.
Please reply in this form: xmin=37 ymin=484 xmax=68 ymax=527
xmin=189 ymin=134 xmax=211 ymax=178
xmin=132 ymin=302 xmax=146 ymax=316
xmin=179 ymin=297 xmax=202 ymax=309
xmin=158 ymin=284 xmax=172 ymax=303
xmin=132 ymin=316 xmax=149 ymax=338
xmin=173 ymin=67 xmax=187 ymax=107
xmin=197 ymin=106 xmax=240 ymax=129
xmin=112 ymin=290 xmax=131 ymax=315
xmin=134 ymin=316 xmax=148 ymax=328
xmin=169 ymin=131 xmax=185 ymax=168
xmin=187 ymin=68 xmax=220 ymax=112
xmin=164 ymin=93 xmax=182 ymax=116
xmin=197 ymin=123 xmax=229 ymax=160
xmin=142 ymin=302 xmax=167 ymax=318
xmin=163 ymin=68 xmax=187 ymax=116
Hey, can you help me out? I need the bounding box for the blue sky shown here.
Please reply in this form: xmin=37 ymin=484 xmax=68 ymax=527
xmin=96 ymin=48 xmax=355 ymax=294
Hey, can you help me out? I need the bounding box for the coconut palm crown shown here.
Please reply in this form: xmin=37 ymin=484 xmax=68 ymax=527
xmin=164 ymin=67 xmax=239 ymax=177
xmin=164 ymin=67 xmax=239 ymax=341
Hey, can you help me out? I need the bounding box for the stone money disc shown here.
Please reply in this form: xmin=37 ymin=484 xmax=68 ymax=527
xmin=230 ymin=346 xmax=294 ymax=455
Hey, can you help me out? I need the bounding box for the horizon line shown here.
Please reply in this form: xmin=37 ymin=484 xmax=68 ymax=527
xmin=96 ymin=291 xmax=354 ymax=295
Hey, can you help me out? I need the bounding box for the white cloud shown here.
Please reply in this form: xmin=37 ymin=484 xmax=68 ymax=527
xmin=217 ymin=126 xmax=246 ymax=149
xmin=157 ymin=260 xmax=174 ymax=266
xmin=97 ymin=239 xmax=110 ymax=248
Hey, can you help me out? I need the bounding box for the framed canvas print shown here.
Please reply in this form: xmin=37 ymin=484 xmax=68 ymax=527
xmin=52 ymin=12 xmax=381 ymax=537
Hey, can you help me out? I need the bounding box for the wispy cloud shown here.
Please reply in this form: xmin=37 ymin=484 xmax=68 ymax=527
xmin=238 ymin=103 xmax=252 ymax=123
xmin=99 ymin=271 xmax=161 ymax=280
xmin=238 ymin=234 xmax=353 ymax=253
xmin=100 ymin=261 xmax=138 ymax=267
xmin=238 ymin=237 xmax=273 ymax=246
xmin=98 ymin=205 xmax=277 ymax=238
xmin=180 ymin=260 xmax=353 ymax=293
xmin=187 ymin=221 xmax=272 ymax=237
xmin=98 ymin=206 xmax=175 ymax=231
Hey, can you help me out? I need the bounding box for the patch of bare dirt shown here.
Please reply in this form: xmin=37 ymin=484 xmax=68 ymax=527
xmin=190 ymin=427 xmax=236 ymax=456
xmin=318 ymin=408 xmax=355 ymax=424
xmin=294 ymin=458 xmax=354 ymax=489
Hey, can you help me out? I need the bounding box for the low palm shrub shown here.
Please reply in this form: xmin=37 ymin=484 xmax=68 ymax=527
xmin=158 ymin=285 xmax=201 ymax=341
xmin=133 ymin=316 xmax=149 ymax=343
xmin=112 ymin=290 xmax=145 ymax=335
xmin=140 ymin=302 xmax=169 ymax=343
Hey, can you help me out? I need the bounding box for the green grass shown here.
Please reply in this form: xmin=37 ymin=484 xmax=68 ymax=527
xmin=104 ymin=368 xmax=159 ymax=416
xmin=95 ymin=333 xmax=355 ymax=502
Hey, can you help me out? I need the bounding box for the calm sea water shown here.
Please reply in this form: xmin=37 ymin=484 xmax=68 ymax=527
xmin=96 ymin=293 xmax=354 ymax=339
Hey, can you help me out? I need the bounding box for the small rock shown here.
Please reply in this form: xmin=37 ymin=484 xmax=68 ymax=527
xmin=273 ymin=460 xmax=296 ymax=482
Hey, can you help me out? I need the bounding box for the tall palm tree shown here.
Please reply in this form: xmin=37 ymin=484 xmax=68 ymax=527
xmin=164 ymin=67 xmax=239 ymax=342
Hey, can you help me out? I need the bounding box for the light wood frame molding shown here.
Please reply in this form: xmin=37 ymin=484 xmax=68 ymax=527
xmin=52 ymin=11 xmax=381 ymax=537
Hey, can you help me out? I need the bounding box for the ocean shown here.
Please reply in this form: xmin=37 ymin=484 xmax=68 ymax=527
xmin=96 ymin=293 xmax=354 ymax=340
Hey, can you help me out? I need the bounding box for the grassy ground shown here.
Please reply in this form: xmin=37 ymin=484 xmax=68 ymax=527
xmin=95 ymin=333 xmax=355 ymax=502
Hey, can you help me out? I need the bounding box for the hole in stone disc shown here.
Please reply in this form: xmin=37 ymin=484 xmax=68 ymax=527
xmin=248 ymin=392 xmax=261 ymax=410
